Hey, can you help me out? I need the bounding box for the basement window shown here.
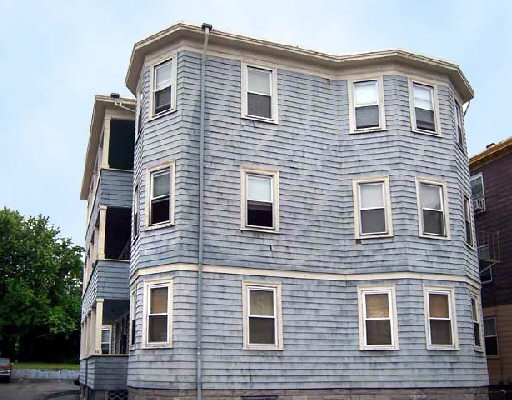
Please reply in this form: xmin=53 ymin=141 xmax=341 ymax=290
xmin=144 ymin=280 xmax=172 ymax=347
xmin=147 ymin=162 xmax=174 ymax=228
xmin=243 ymin=281 xmax=282 ymax=350
xmin=151 ymin=58 xmax=177 ymax=117
xmin=351 ymin=79 xmax=384 ymax=131
xmin=424 ymin=286 xmax=458 ymax=350
xmin=353 ymin=177 xmax=393 ymax=238
xmin=243 ymin=64 xmax=278 ymax=122
xmin=411 ymin=81 xmax=437 ymax=134
xmin=242 ymin=168 xmax=279 ymax=232
xmin=416 ymin=179 xmax=449 ymax=238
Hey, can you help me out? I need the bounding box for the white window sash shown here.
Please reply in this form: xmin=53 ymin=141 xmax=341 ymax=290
xmin=247 ymin=67 xmax=272 ymax=97
xmin=354 ymin=80 xmax=379 ymax=107
xmin=241 ymin=168 xmax=279 ymax=231
xmin=354 ymin=178 xmax=392 ymax=238
xmin=413 ymin=83 xmax=434 ymax=111
xmin=145 ymin=283 xmax=171 ymax=346
xmin=416 ymin=179 xmax=449 ymax=238
xmin=153 ymin=60 xmax=172 ymax=92
xmin=246 ymin=174 xmax=274 ymax=205
xmin=358 ymin=182 xmax=387 ymax=235
xmin=425 ymin=288 xmax=457 ymax=349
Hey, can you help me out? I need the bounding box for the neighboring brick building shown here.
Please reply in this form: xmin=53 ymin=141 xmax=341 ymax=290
xmin=80 ymin=23 xmax=488 ymax=400
xmin=470 ymin=137 xmax=512 ymax=387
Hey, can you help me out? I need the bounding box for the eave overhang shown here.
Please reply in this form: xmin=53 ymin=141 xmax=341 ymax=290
xmin=125 ymin=23 xmax=473 ymax=103
xmin=470 ymin=136 xmax=512 ymax=171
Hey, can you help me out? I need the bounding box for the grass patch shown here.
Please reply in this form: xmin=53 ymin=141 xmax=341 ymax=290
xmin=12 ymin=362 xmax=79 ymax=370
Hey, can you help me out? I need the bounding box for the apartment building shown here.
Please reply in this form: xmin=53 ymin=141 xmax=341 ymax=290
xmin=80 ymin=23 xmax=488 ymax=400
xmin=470 ymin=137 xmax=512 ymax=388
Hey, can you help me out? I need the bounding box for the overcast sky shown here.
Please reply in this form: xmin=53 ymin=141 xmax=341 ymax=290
xmin=0 ymin=0 xmax=510 ymax=245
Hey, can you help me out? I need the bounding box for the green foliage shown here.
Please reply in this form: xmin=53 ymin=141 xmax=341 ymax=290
xmin=0 ymin=208 xmax=83 ymax=349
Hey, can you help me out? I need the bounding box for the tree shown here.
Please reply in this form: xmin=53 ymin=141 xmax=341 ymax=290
xmin=0 ymin=208 xmax=83 ymax=360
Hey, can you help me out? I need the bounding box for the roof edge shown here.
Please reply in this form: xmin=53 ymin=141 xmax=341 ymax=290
xmin=469 ymin=136 xmax=512 ymax=171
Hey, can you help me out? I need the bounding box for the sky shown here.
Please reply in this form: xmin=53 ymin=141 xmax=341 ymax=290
xmin=0 ymin=0 xmax=511 ymax=245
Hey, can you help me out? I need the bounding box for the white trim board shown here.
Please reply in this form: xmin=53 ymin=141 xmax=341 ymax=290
xmin=129 ymin=262 xmax=480 ymax=288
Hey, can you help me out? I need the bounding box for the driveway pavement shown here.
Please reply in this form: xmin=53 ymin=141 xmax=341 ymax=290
xmin=0 ymin=379 xmax=79 ymax=400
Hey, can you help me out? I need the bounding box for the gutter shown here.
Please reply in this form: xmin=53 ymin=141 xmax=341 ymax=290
xmin=196 ymin=22 xmax=212 ymax=400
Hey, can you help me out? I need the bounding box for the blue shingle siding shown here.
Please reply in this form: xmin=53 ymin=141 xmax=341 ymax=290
xmin=123 ymin=49 xmax=486 ymax=390
xmin=80 ymin=356 xmax=128 ymax=390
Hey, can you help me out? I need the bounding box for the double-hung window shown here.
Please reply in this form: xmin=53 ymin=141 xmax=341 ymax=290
xmin=470 ymin=293 xmax=483 ymax=351
xmin=353 ymin=177 xmax=392 ymax=238
xmin=101 ymin=326 xmax=111 ymax=354
xmin=133 ymin=185 xmax=139 ymax=238
xmin=358 ymin=286 xmax=399 ymax=350
xmin=455 ymin=101 xmax=465 ymax=148
xmin=416 ymin=179 xmax=450 ymax=238
xmin=151 ymin=58 xmax=176 ymax=117
xmin=424 ymin=286 xmax=458 ymax=349
xmin=411 ymin=81 xmax=437 ymax=134
xmin=143 ymin=280 xmax=172 ymax=347
xmin=243 ymin=281 xmax=283 ymax=350
xmin=470 ymin=173 xmax=485 ymax=213
xmin=146 ymin=162 xmax=174 ymax=228
xmin=484 ymin=317 xmax=499 ymax=357
xmin=463 ymin=195 xmax=474 ymax=246
xmin=130 ymin=288 xmax=136 ymax=348
xmin=351 ymin=79 xmax=384 ymax=132
xmin=241 ymin=168 xmax=279 ymax=231
xmin=243 ymin=64 xmax=277 ymax=122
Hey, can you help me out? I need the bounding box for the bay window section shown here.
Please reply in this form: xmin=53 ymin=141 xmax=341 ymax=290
xmin=412 ymin=82 xmax=436 ymax=133
xmin=424 ymin=287 xmax=458 ymax=349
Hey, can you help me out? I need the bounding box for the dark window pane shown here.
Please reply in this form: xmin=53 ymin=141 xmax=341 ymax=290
xmin=423 ymin=210 xmax=444 ymax=235
xmin=356 ymin=105 xmax=379 ymax=129
xmin=458 ymin=127 xmax=464 ymax=147
xmin=430 ymin=320 xmax=452 ymax=345
xmin=366 ymin=320 xmax=392 ymax=345
xmin=361 ymin=208 xmax=386 ymax=234
xmin=248 ymin=93 xmax=271 ymax=119
xmin=105 ymin=207 xmax=132 ymax=260
xmin=131 ymin=320 xmax=136 ymax=345
xmin=249 ymin=317 xmax=275 ymax=344
xmin=474 ymin=323 xmax=481 ymax=347
xmin=101 ymin=344 xmax=110 ymax=355
xmin=247 ymin=200 xmax=273 ymax=228
xmin=415 ymin=108 xmax=435 ymax=131
xmin=134 ymin=211 xmax=139 ymax=237
xmin=148 ymin=315 xmax=168 ymax=343
xmin=151 ymin=198 xmax=170 ymax=225
xmin=108 ymin=120 xmax=135 ymax=170
xmin=465 ymin=221 xmax=472 ymax=244
xmin=155 ymin=87 xmax=172 ymax=114
xmin=485 ymin=336 xmax=498 ymax=356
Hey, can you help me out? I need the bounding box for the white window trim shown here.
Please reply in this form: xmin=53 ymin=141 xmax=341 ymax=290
xmin=240 ymin=167 xmax=280 ymax=233
xmin=423 ymin=285 xmax=459 ymax=350
xmin=129 ymin=286 xmax=136 ymax=350
xmin=409 ymin=79 xmax=441 ymax=136
xmin=142 ymin=278 xmax=173 ymax=349
xmin=241 ymin=62 xmax=279 ymax=124
xmin=135 ymin=88 xmax=144 ymax=142
xmin=463 ymin=193 xmax=475 ymax=248
xmin=144 ymin=161 xmax=175 ymax=230
xmin=352 ymin=176 xmax=393 ymax=239
xmin=100 ymin=325 xmax=112 ymax=354
xmin=470 ymin=291 xmax=484 ymax=352
xmin=415 ymin=177 xmax=451 ymax=240
xmin=357 ymin=285 xmax=399 ymax=350
xmin=242 ymin=280 xmax=283 ymax=350
xmin=133 ymin=184 xmax=140 ymax=240
xmin=348 ymin=77 xmax=387 ymax=134
xmin=149 ymin=55 xmax=178 ymax=119
xmin=484 ymin=316 xmax=499 ymax=358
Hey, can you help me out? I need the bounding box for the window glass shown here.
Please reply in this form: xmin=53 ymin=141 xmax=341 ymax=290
xmin=250 ymin=290 xmax=274 ymax=316
xmin=150 ymin=287 xmax=168 ymax=314
xmin=248 ymin=68 xmax=271 ymax=95
xmin=148 ymin=286 xmax=169 ymax=344
xmin=354 ymin=81 xmax=378 ymax=106
xmin=363 ymin=291 xmax=393 ymax=346
xmin=419 ymin=182 xmax=445 ymax=236
xmin=247 ymin=66 xmax=272 ymax=119
xmin=153 ymin=60 xmax=172 ymax=114
xmin=360 ymin=183 xmax=384 ymax=209
xmin=155 ymin=61 xmax=172 ymax=91
xmin=420 ymin=184 xmax=442 ymax=209
xmin=429 ymin=294 xmax=449 ymax=318
xmin=248 ymin=287 xmax=276 ymax=345
xmin=414 ymin=84 xmax=433 ymax=110
xmin=246 ymin=174 xmax=274 ymax=228
xmin=470 ymin=175 xmax=484 ymax=199
xmin=354 ymin=80 xmax=379 ymax=129
xmin=153 ymin=171 xmax=170 ymax=198
xmin=413 ymin=83 xmax=435 ymax=131
xmin=247 ymin=175 xmax=272 ymax=202
xmin=427 ymin=291 xmax=453 ymax=346
xmin=358 ymin=181 xmax=387 ymax=235
xmin=150 ymin=167 xmax=171 ymax=225
xmin=484 ymin=318 xmax=498 ymax=356
xmin=471 ymin=297 xmax=481 ymax=347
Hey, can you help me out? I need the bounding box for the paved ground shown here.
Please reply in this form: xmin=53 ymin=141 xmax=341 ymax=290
xmin=0 ymin=379 xmax=79 ymax=400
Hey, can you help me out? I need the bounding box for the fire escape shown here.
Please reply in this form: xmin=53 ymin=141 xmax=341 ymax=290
xmin=477 ymin=230 xmax=500 ymax=283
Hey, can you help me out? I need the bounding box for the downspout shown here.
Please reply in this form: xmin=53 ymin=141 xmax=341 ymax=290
xmin=197 ymin=22 xmax=212 ymax=400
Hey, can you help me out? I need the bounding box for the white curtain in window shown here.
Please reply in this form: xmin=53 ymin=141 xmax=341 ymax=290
xmin=248 ymin=68 xmax=271 ymax=95
xmin=360 ymin=183 xmax=384 ymax=209
xmin=155 ymin=62 xmax=172 ymax=91
xmin=248 ymin=175 xmax=272 ymax=202
xmin=354 ymin=81 xmax=378 ymax=106
xmin=414 ymin=84 xmax=433 ymax=110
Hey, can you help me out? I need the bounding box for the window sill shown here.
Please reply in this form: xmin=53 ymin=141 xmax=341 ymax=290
xmin=241 ymin=226 xmax=280 ymax=234
xmin=149 ymin=108 xmax=177 ymax=121
xmin=243 ymin=345 xmax=284 ymax=351
xmin=355 ymin=233 xmax=393 ymax=240
xmin=349 ymin=127 xmax=388 ymax=135
xmin=475 ymin=346 xmax=485 ymax=353
xmin=242 ymin=115 xmax=279 ymax=125
xmin=360 ymin=345 xmax=399 ymax=351
xmin=486 ymin=355 xmax=500 ymax=359
xmin=412 ymin=128 xmax=441 ymax=137
xmin=141 ymin=345 xmax=172 ymax=350
xmin=419 ymin=233 xmax=450 ymax=241
xmin=427 ymin=345 xmax=459 ymax=351
xmin=144 ymin=222 xmax=174 ymax=231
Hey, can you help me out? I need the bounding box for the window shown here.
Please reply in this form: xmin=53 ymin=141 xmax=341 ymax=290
xmin=463 ymin=195 xmax=473 ymax=246
xmin=470 ymin=293 xmax=483 ymax=351
xmin=241 ymin=168 xmax=279 ymax=232
xmin=135 ymin=90 xmax=144 ymax=141
xmin=424 ymin=286 xmax=458 ymax=349
xmin=470 ymin=174 xmax=485 ymax=213
xmin=150 ymin=58 xmax=177 ymax=117
xmin=455 ymin=101 xmax=465 ymax=148
xmin=146 ymin=162 xmax=175 ymax=228
xmin=357 ymin=286 xmax=399 ymax=350
xmin=130 ymin=289 xmax=136 ymax=348
xmin=350 ymin=79 xmax=385 ymax=132
xmin=243 ymin=281 xmax=283 ymax=350
xmin=411 ymin=81 xmax=437 ymax=133
xmin=416 ymin=179 xmax=450 ymax=238
xmin=143 ymin=280 xmax=172 ymax=347
xmin=133 ymin=185 xmax=139 ymax=238
xmin=353 ymin=177 xmax=393 ymax=238
xmin=242 ymin=64 xmax=278 ymax=122
xmin=101 ymin=326 xmax=111 ymax=354
xmin=484 ymin=317 xmax=499 ymax=356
